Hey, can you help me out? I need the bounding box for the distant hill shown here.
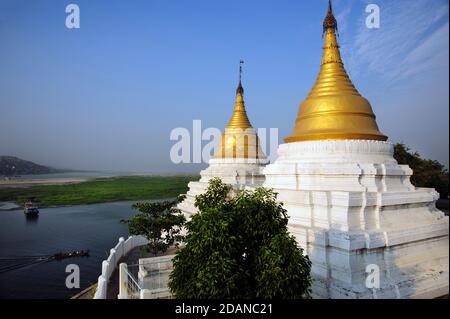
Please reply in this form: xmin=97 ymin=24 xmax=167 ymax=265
xmin=0 ymin=156 xmax=57 ymax=176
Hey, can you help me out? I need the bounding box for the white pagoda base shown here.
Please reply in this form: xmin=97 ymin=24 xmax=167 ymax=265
xmin=178 ymin=158 xmax=268 ymax=218
xmin=263 ymin=140 xmax=449 ymax=299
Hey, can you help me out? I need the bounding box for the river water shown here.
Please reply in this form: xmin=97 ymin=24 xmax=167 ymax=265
xmin=0 ymin=200 xmax=156 ymax=299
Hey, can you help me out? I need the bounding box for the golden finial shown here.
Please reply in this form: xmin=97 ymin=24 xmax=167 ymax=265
xmin=237 ymin=60 xmax=244 ymax=95
xmin=323 ymin=0 xmax=338 ymax=35
xmin=285 ymin=1 xmax=387 ymax=143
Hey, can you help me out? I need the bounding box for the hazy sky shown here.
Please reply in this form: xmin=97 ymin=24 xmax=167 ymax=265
xmin=0 ymin=0 xmax=448 ymax=173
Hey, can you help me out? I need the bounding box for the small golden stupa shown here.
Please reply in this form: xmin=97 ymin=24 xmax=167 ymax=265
xmin=285 ymin=0 xmax=387 ymax=143
xmin=214 ymin=61 xmax=265 ymax=159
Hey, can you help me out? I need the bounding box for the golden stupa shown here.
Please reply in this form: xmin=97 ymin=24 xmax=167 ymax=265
xmin=285 ymin=0 xmax=387 ymax=143
xmin=214 ymin=62 xmax=265 ymax=159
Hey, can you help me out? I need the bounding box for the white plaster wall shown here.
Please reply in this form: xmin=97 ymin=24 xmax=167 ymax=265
xmin=263 ymin=140 xmax=449 ymax=299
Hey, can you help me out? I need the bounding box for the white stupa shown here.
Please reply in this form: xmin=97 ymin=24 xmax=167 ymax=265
xmin=178 ymin=63 xmax=268 ymax=218
xmin=263 ymin=1 xmax=449 ymax=299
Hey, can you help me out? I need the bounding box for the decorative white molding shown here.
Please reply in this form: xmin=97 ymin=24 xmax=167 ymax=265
xmin=275 ymin=140 xmax=396 ymax=164
xmin=263 ymin=140 xmax=449 ymax=299
xmin=178 ymin=158 xmax=267 ymax=217
xmin=209 ymin=158 xmax=269 ymax=165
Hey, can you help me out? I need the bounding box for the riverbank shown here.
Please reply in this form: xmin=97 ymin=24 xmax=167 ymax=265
xmin=0 ymin=202 xmax=21 ymax=210
xmin=0 ymin=177 xmax=90 ymax=189
xmin=0 ymin=175 xmax=198 ymax=208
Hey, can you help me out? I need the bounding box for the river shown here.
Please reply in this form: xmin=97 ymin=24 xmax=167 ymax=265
xmin=0 ymin=200 xmax=157 ymax=299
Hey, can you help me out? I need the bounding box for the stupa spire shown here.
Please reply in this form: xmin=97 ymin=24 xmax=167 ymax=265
xmin=285 ymin=1 xmax=387 ymax=143
xmin=214 ymin=61 xmax=265 ymax=159
xmin=226 ymin=60 xmax=252 ymax=129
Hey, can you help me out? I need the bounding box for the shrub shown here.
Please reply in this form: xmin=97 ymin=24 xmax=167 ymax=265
xmin=394 ymin=143 xmax=449 ymax=198
xmin=123 ymin=196 xmax=186 ymax=255
xmin=169 ymin=178 xmax=311 ymax=299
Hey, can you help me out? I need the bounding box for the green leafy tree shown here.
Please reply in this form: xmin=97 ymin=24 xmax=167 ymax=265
xmin=169 ymin=178 xmax=312 ymax=299
xmin=394 ymin=143 xmax=449 ymax=199
xmin=123 ymin=196 xmax=186 ymax=255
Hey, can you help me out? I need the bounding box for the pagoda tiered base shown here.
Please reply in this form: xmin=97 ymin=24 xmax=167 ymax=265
xmin=263 ymin=140 xmax=449 ymax=299
xmin=178 ymin=158 xmax=268 ymax=218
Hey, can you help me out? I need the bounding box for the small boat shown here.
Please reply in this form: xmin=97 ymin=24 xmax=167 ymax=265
xmin=54 ymin=250 xmax=90 ymax=260
xmin=24 ymin=202 xmax=39 ymax=216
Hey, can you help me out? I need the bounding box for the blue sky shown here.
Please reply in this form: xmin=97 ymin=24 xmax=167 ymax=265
xmin=0 ymin=0 xmax=448 ymax=172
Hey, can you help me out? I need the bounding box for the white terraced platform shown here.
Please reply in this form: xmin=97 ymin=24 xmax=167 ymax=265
xmin=178 ymin=158 xmax=268 ymax=218
xmin=263 ymin=140 xmax=449 ymax=299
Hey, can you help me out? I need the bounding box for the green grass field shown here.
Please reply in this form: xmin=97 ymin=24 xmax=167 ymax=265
xmin=0 ymin=175 xmax=199 ymax=208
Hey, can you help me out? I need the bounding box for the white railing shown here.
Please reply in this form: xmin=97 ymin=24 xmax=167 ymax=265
xmin=118 ymin=255 xmax=175 ymax=299
xmin=93 ymin=235 xmax=149 ymax=299
xmin=139 ymin=255 xmax=174 ymax=295
xmin=118 ymin=263 xmax=141 ymax=299
xmin=123 ymin=265 xmax=142 ymax=299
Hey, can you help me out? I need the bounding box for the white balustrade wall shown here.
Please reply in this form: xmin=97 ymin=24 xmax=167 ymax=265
xmin=93 ymin=235 xmax=149 ymax=299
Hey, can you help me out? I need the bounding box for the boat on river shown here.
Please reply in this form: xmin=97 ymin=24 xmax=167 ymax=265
xmin=24 ymin=202 xmax=39 ymax=216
